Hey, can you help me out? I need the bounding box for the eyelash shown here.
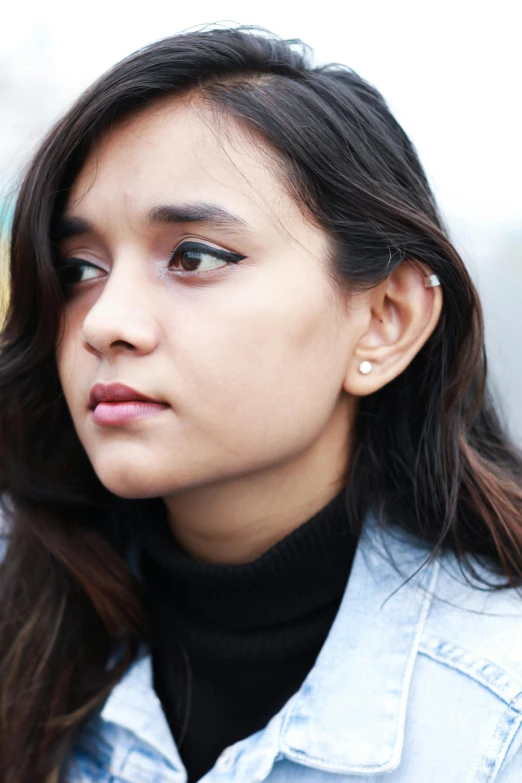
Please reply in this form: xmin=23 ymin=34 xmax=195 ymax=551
xmin=57 ymin=240 xmax=246 ymax=288
xmin=168 ymin=241 xmax=246 ymax=277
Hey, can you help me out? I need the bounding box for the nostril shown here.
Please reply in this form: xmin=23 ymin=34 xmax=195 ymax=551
xmin=109 ymin=340 xmax=136 ymax=351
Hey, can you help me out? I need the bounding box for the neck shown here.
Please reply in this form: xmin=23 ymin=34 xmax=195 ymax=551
xmin=162 ymin=397 xmax=355 ymax=564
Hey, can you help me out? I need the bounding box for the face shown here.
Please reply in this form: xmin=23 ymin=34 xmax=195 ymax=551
xmin=55 ymin=99 xmax=363 ymax=501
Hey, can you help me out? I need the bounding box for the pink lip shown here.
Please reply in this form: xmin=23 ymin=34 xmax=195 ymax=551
xmin=88 ymin=382 xmax=169 ymax=426
xmin=91 ymin=400 xmax=168 ymax=426
xmin=89 ymin=382 xmax=162 ymax=408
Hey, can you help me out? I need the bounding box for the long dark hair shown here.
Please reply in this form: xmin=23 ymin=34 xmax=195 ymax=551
xmin=1 ymin=25 xmax=522 ymax=782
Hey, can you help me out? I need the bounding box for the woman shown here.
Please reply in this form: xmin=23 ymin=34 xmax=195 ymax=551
xmin=1 ymin=25 xmax=522 ymax=783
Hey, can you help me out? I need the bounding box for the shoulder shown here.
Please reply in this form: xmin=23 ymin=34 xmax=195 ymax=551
xmin=411 ymin=549 xmax=522 ymax=780
xmin=376 ymin=520 xmax=522 ymax=682
xmin=368 ymin=520 xmax=522 ymax=780
xmin=424 ymin=550 xmax=522 ymax=684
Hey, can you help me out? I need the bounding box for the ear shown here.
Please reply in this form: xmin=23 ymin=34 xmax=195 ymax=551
xmin=343 ymin=260 xmax=443 ymax=396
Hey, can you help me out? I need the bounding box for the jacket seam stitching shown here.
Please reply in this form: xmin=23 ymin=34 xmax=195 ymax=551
xmin=472 ymin=695 xmax=522 ymax=782
xmin=419 ymin=637 xmax=522 ymax=709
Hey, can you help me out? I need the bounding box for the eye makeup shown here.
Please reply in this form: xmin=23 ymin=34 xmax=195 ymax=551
xmin=168 ymin=240 xmax=246 ymax=276
xmin=56 ymin=239 xmax=247 ymax=291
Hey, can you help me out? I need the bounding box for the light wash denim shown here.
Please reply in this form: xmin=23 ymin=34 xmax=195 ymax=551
xmin=4 ymin=512 xmax=522 ymax=781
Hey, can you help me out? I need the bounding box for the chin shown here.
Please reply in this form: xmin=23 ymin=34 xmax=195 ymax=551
xmin=94 ymin=466 xmax=169 ymax=500
xmin=107 ymin=485 xmax=160 ymax=500
xmin=103 ymin=481 xmax=162 ymax=500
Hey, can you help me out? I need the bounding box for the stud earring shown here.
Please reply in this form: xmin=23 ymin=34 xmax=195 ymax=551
xmin=359 ymin=360 xmax=373 ymax=375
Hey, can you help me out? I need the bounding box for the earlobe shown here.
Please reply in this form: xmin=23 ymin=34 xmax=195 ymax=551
xmin=343 ymin=260 xmax=443 ymax=397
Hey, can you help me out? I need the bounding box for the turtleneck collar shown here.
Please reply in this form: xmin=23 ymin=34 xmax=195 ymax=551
xmin=137 ymin=486 xmax=358 ymax=659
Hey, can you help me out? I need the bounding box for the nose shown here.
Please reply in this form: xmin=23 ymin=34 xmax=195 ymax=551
xmin=82 ymin=264 xmax=160 ymax=358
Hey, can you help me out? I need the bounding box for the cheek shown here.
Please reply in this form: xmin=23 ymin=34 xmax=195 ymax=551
xmin=178 ymin=283 xmax=351 ymax=439
xmin=55 ymin=334 xmax=73 ymax=399
xmin=55 ymin=311 xmax=88 ymax=408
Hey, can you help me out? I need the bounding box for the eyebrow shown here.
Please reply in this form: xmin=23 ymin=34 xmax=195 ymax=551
xmin=148 ymin=202 xmax=248 ymax=229
xmin=56 ymin=202 xmax=249 ymax=242
xmin=54 ymin=215 xmax=92 ymax=241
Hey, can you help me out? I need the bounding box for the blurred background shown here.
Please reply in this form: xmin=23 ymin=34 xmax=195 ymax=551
xmin=1 ymin=0 xmax=521 ymax=440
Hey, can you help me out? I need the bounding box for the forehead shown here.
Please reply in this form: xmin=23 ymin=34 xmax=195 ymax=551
xmin=68 ymin=97 xmax=301 ymax=227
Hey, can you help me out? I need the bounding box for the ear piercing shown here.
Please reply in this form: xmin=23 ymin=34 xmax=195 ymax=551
xmin=357 ymin=275 xmax=439 ymax=377
xmin=359 ymin=275 xmax=440 ymax=375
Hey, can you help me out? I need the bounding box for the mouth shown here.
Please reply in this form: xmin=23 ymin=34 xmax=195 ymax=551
xmin=88 ymin=382 xmax=169 ymax=426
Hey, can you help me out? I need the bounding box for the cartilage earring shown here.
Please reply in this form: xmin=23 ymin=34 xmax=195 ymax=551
xmin=424 ymin=274 xmax=441 ymax=288
xmin=359 ymin=361 xmax=372 ymax=375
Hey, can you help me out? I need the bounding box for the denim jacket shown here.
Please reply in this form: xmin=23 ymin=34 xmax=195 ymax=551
xmin=4 ymin=513 xmax=522 ymax=782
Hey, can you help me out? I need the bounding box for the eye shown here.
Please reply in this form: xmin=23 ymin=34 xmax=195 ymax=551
xmin=169 ymin=241 xmax=246 ymax=275
xmin=57 ymin=258 xmax=105 ymax=287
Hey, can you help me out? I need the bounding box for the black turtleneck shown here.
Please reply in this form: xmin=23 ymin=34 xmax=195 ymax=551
xmin=137 ymin=488 xmax=358 ymax=783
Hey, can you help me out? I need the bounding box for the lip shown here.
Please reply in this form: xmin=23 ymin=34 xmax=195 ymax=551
xmin=91 ymin=400 xmax=168 ymax=426
xmin=89 ymin=382 xmax=163 ymax=409
xmin=88 ymin=382 xmax=169 ymax=427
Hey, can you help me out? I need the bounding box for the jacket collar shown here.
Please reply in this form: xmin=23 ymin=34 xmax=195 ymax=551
xmin=96 ymin=513 xmax=440 ymax=778
xmin=99 ymin=652 xmax=183 ymax=775
xmin=280 ymin=514 xmax=440 ymax=774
